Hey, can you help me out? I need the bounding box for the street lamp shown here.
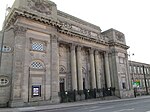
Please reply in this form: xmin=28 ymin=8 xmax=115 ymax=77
xmin=128 ymin=52 xmax=135 ymax=87
xmin=0 ymin=5 xmax=11 ymax=71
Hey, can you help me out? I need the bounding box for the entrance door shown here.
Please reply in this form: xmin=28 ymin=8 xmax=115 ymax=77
xmin=60 ymin=78 xmax=65 ymax=92
xmin=83 ymin=78 xmax=85 ymax=90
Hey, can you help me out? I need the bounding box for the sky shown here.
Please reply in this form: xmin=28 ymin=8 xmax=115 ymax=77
xmin=0 ymin=0 xmax=150 ymax=64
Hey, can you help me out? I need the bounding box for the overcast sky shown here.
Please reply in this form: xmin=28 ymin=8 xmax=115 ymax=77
xmin=0 ymin=0 xmax=150 ymax=64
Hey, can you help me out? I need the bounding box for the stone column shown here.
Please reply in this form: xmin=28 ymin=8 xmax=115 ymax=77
xmin=125 ymin=53 xmax=131 ymax=90
xmin=95 ymin=50 xmax=101 ymax=89
xmin=70 ymin=44 xmax=77 ymax=90
xmin=104 ymin=52 xmax=111 ymax=88
xmin=89 ymin=49 xmax=96 ymax=89
xmin=10 ymin=26 xmax=27 ymax=107
xmin=51 ymin=35 xmax=60 ymax=103
xmin=77 ymin=46 xmax=83 ymax=91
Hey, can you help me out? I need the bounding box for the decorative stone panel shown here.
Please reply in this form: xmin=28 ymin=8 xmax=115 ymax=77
xmin=27 ymin=0 xmax=52 ymax=15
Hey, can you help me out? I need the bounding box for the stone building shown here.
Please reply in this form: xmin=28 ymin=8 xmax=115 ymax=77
xmin=0 ymin=0 xmax=133 ymax=107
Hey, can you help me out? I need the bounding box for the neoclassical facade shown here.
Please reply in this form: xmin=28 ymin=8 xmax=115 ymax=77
xmin=0 ymin=0 xmax=133 ymax=107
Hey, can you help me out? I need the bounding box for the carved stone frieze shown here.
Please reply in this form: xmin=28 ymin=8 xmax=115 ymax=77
xmin=59 ymin=44 xmax=67 ymax=57
xmin=63 ymin=22 xmax=72 ymax=29
xmin=82 ymin=67 xmax=86 ymax=74
xmin=91 ymin=32 xmax=98 ymax=37
xmin=59 ymin=20 xmax=100 ymax=39
xmin=57 ymin=10 xmax=100 ymax=31
xmin=27 ymin=0 xmax=52 ymax=15
xmin=81 ymin=50 xmax=88 ymax=62
xmin=71 ymin=25 xmax=81 ymax=32
xmin=59 ymin=65 xmax=66 ymax=74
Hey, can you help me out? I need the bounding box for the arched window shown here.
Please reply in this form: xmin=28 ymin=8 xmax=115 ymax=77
xmin=30 ymin=60 xmax=45 ymax=69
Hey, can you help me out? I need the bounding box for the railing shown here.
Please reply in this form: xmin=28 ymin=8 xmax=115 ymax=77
xmin=59 ymin=87 xmax=115 ymax=103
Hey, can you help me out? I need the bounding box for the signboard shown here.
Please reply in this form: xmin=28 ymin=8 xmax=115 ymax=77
xmin=32 ymin=85 xmax=41 ymax=97
xmin=132 ymin=80 xmax=140 ymax=88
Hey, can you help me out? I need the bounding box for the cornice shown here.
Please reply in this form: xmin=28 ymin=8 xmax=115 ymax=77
xmin=5 ymin=8 xmax=61 ymax=29
xmin=109 ymin=42 xmax=129 ymax=49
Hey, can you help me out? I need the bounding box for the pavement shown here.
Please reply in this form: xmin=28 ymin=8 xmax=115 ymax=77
xmin=1 ymin=95 xmax=150 ymax=112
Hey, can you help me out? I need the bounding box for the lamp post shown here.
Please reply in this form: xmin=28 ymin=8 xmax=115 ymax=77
xmin=128 ymin=52 xmax=135 ymax=88
xmin=143 ymin=65 xmax=148 ymax=95
xmin=0 ymin=5 xmax=10 ymax=71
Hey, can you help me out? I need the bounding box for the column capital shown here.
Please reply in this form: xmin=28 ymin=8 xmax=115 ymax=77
xmin=14 ymin=25 xmax=27 ymax=36
xmin=51 ymin=34 xmax=58 ymax=43
xmin=70 ymin=43 xmax=76 ymax=50
xmin=89 ymin=48 xmax=95 ymax=54
xmin=95 ymin=50 xmax=99 ymax=55
xmin=104 ymin=51 xmax=109 ymax=57
xmin=77 ymin=45 xmax=82 ymax=51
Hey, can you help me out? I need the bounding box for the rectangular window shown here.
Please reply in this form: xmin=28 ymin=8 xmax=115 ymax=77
xmin=137 ymin=67 xmax=140 ymax=74
xmin=30 ymin=38 xmax=46 ymax=52
xmin=147 ymin=68 xmax=149 ymax=74
xmin=134 ymin=66 xmax=136 ymax=73
xmin=32 ymin=42 xmax=44 ymax=51
xmin=144 ymin=68 xmax=147 ymax=74
xmin=146 ymin=79 xmax=149 ymax=87
xmin=141 ymin=67 xmax=143 ymax=74
xmin=143 ymin=79 xmax=145 ymax=87
xmin=140 ymin=79 xmax=142 ymax=87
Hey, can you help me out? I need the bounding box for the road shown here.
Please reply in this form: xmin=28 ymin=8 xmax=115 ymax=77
xmin=37 ymin=98 xmax=150 ymax=112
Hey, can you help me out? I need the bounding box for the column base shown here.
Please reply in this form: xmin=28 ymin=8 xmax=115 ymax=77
xmin=0 ymin=103 xmax=8 ymax=107
xmin=51 ymin=95 xmax=60 ymax=104
xmin=89 ymin=89 xmax=97 ymax=98
xmin=78 ymin=90 xmax=85 ymax=101
xmin=96 ymin=89 xmax=103 ymax=98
